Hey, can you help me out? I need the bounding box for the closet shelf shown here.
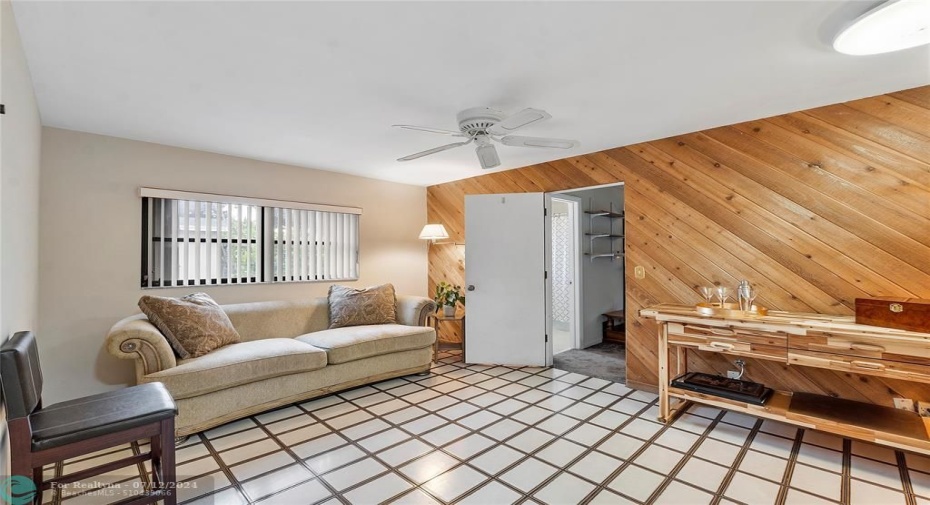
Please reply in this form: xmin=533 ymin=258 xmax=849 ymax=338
xmin=584 ymin=210 xmax=624 ymax=218
xmin=585 ymin=202 xmax=624 ymax=261
xmin=584 ymin=252 xmax=623 ymax=259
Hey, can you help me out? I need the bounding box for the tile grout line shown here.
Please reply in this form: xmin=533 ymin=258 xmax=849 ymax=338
xmin=290 ymin=377 xmax=446 ymax=504
xmin=897 ymin=449 xmax=918 ymax=505
xmin=250 ymin=413 xmax=352 ymax=505
xmin=195 ymin=428 xmax=258 ymax=504
xmin=841 ymin=438 xmax=851 ymax=505
xmin=279 ymin=355 xmax=573 ymax=504
xmin=502 ymin=396 xmax=658 ymax=505
xmin=409 ymin=356 xmax=619 ymax=503
xmin=46 ymin=354 xmax=631 ymax=503
xmin=399 ymin=361 xmax=639 ymax=503
xmin=773 ymin=424 xmax=805 ymax=505
xmin=397 ymin=356 xmax=648 ymax=503
xmin=450 ymin=400 xmax=637 ymax=504
xmin=380 ymin=357 xmax=635 ymax=498
xmin=642 ymin=408 xmax=729 ymax=504
xmin=708 ymin=417 xmax=765 ymax=505
xmin=564 ymin=399 xmax=683 ymax=505
xmin=65 ymin=350 xmax=929 ymax=505
xmin=292 ymin=390 xmax=481 ymax=505
xmin=43 ymin=442 xmax=159 ymax=504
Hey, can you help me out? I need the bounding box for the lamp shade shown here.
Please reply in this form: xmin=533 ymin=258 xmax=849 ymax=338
xmin=419 ymin=224 xmax=450 ymax=241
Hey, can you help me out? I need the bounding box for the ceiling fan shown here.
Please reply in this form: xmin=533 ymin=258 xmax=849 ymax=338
xmin=394 ymin=107 xmax=580 ymax=169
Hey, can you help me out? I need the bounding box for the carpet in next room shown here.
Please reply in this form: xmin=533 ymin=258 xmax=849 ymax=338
xmin=553 ymin=343 xmax=626 ymax=384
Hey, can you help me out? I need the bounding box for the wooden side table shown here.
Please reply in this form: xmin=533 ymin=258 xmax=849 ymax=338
xmin=427 ymin=311 xmax=466 ymax=362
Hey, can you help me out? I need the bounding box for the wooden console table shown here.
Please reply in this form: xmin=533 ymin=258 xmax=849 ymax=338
xmin=641 ymin=304 xmax=930 ymax=456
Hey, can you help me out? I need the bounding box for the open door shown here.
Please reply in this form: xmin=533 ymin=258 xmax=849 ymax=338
xmin=465 ymin=193 xmax=547 ymax=366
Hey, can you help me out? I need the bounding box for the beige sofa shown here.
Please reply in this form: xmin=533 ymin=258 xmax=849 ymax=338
xmin=106 ymin=295 xmax=436 ymax=436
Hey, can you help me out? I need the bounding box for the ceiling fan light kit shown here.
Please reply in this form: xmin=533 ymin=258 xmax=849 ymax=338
xmin=474 ymin=137 xmax=501 ymax=170
xmin=394 ymin=106 xmax=579 ymax=169
xmin=833 ymin=0 xmax=930 ymax=55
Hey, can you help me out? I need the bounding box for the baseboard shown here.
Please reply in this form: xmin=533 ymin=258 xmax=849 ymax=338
xmin=626 ymin=379 xmax=658 ymax=394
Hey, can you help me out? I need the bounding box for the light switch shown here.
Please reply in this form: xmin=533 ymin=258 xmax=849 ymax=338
xmin=634 ymin=266 xmax=645 ymax=279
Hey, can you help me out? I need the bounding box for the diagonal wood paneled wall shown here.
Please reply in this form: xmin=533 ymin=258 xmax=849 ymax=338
xmin=427 ymin=85 xmax=930 ymax=404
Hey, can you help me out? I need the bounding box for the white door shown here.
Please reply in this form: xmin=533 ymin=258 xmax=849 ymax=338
xmin=465 ymin=193 xmax=547 ymax=366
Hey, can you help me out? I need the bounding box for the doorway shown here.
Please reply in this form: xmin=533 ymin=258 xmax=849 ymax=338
xmin=549 ymin=195 xmax=581 ymax=356
xmin=549 ymin=183 xmax=626 ymax=383
xmin=462 ymin=186 xmax=625 ymax=378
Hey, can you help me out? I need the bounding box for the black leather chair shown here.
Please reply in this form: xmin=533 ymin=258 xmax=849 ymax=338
xmin=1 ymin=331 xmax=178 ymax=505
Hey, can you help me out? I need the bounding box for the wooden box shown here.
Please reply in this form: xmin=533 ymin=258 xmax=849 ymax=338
xmin=855 ymin=297 xmax=930 ymax=334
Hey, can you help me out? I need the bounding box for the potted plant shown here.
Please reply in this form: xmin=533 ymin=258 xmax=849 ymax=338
xmin=434 ymin=281 xmax=465 ymax=317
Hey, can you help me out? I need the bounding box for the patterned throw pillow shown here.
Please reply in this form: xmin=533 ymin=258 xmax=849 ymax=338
xmin=328 ymin=284 xmax=398 ymax=329
xmin=138 ymin=293 xmax=241 ymax=359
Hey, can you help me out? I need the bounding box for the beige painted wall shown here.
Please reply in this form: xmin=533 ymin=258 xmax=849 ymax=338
xmin=1 ymin=0 xmax=43 ymax=478
xmin=39 ymin=127 xmax=428 ymax=403
xmin=1 ymin=0 xmax=41 ymax=343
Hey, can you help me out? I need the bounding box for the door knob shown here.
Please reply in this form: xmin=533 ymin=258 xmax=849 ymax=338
xmin=467 ymin=285 xmax=476 ymax=291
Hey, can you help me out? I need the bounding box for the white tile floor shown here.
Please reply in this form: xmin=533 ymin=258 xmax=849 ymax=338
xmin=44 ymin=350 xmax=930 ymax=504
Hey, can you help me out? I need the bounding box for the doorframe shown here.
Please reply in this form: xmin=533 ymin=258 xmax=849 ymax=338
xmin=551 ymin=182 xmax=625 ymax=358
xmin=545 ymin=193 xmax=583 ymax=366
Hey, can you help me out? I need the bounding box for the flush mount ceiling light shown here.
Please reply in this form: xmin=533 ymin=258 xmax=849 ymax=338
xmin=833 ymin=0 xmax=930 ymax=55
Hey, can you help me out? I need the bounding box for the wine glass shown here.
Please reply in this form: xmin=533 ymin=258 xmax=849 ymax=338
xmin=745 ymin=287 xmax=758 ymax=311
xmin=699 ymin=286 xmax=714 ymax=304
xmin=716 ymin=286 xmax=730 ymax=307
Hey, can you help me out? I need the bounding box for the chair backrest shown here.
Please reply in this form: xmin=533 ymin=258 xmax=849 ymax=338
xmin=0 ymin=331 xmax=44 ymax=419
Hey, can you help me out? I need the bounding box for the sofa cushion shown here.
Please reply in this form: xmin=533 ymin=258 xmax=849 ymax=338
xmin=138 ymin=292 xmax=241 ymax=359
xmin=144 ymin=339 xmax=327 ymax=399
xmin=296 ymin=324 xmax=434 ymax=364
xmin=328 ymin=284 xmax=397 ymax=329
xmin=224 ymin=298 xmax=330 ymax=341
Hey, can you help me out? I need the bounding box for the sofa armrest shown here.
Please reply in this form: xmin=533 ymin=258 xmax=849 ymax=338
xmin=396 ymin=295 xmax=437 ymax=327
xmin=106 ymin=314 xmax=177 ymax=381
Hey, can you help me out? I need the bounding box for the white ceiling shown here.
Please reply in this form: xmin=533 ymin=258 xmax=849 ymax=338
xmin=12 ymin=1 xmax=930 ymax=187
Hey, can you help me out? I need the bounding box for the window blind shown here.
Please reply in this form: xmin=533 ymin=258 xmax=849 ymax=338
xmin=141 ymin=190 xmax=360 ymax=288
xmin=270 ymin=208 xmax=359 ymax=282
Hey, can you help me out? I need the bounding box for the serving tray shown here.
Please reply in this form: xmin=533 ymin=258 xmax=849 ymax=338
xmin=696 ymin=302 xmax=768 ymax=318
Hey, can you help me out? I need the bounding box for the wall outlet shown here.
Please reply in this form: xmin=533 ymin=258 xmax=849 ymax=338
xmin=918 ymin=401 xmax=930 ymax=417
xmin=727 ymin=360 xmax=745 ymax=380
xmin=634 ymin=266 xmax=645 ymax=279
xmin=893 ymin=397 xmax=917 ymax=412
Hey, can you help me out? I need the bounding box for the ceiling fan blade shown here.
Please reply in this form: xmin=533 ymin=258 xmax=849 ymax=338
xmin=397 ymin=140 xmax=472 ymax=162
xmin=393 ymin=124 xmax=467 ymax=137
xmin=499 ymin=135 xmax=580 ymax=149
xmin=475 ymin=143 xmax=500 ymax=169
xmin=487 ymin=108 xmax=551 ymax=135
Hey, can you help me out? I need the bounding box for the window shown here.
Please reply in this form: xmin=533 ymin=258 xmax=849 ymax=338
xmin=141 ymin=188 xmax=360 ymax=288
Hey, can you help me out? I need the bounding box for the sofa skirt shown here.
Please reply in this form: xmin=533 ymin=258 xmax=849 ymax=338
xmin=174 ymin=346 xmax=432 ymax=436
